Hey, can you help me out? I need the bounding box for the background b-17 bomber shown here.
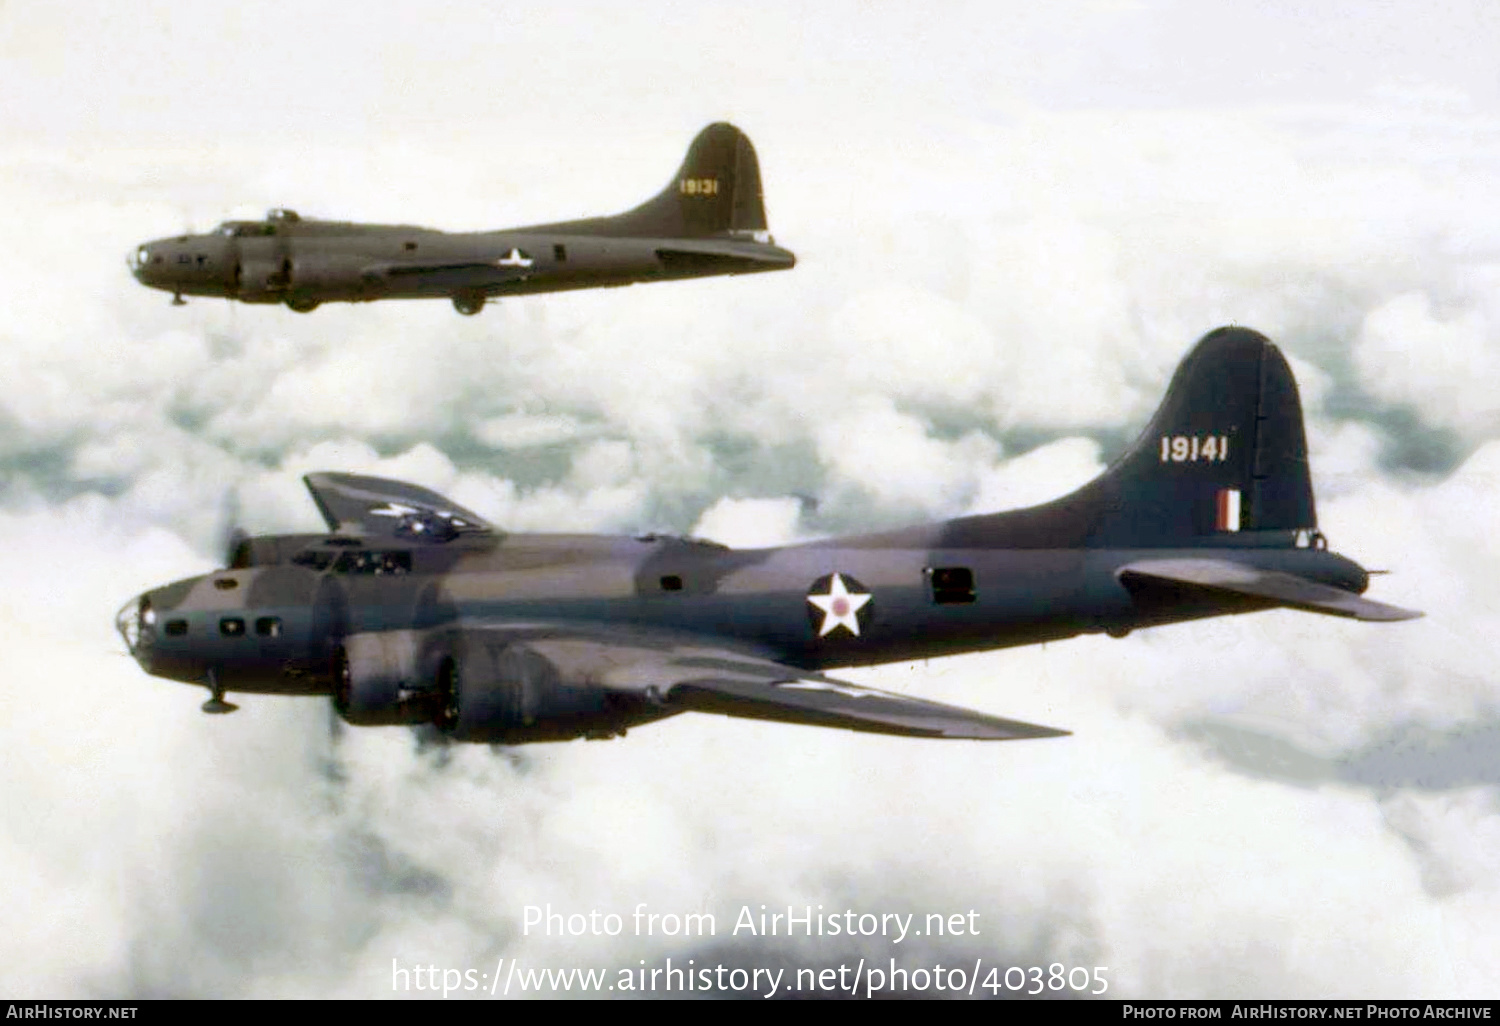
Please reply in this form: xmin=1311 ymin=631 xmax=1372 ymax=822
xmin=116 ymin=328 xmax=1419 ymax=743
xmin=127 ymin=123 xmax=794 ymax=316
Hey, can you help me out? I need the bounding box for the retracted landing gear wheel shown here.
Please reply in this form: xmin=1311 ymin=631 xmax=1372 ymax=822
xmin=452 ymin=293 xmax=485 ymax=316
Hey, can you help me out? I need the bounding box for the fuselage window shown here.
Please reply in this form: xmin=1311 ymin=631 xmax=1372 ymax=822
xmin=659 ymin=574 xmax=683 ymax=592
xmin=255 ymin=617 xmax=282 ymax=637
xmin=292 ymin=550 xmax=334 ymax=571
xmin=928 ymin=566 xmax=976 ymax=605
xmin=164 ymin=619 xmax=188 ymax=636
xmin=554 ymin=244 xmax=567 ymax=262
xmin=220 ymin=617 xmax=246 ymax=637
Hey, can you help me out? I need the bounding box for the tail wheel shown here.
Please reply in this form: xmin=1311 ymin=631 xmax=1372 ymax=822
xmin=452 ymin=293 xmax=485 ymax=316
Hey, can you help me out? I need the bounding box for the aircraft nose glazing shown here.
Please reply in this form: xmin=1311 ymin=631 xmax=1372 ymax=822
xmin=114 ymin=593 xmax=154 ymax=662
xmin=127 ymin=244 xmax=151 ymax=279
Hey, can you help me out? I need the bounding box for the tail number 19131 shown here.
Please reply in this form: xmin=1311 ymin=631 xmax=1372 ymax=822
xmin=1160 ymin=435 xmax=1229 ymax=463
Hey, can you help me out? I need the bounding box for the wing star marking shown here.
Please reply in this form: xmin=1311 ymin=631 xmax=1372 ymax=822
xmin=777 ymin=679 xmax=877 ymax=699
xmin=369 ymin=502 xmax=419 ymax=518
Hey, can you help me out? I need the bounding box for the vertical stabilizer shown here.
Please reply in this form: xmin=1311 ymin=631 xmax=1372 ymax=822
xmin=535 ymin=123 xmax=770 ymax=239
xmin=929 ymin=327 xmax=1318 ymax=548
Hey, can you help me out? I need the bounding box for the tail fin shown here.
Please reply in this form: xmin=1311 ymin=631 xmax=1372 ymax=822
xmin=934 ymin=327 xmax=1319 ymax=548
xmin=575 ymin=123 xmax=769 ymax=239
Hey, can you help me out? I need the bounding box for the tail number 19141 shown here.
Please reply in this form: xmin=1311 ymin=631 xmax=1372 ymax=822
xmin=1160 ymin=435 xmax=1229 ymax=463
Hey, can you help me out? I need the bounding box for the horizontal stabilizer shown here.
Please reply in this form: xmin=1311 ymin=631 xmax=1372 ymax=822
xmin=1118 ymin=558 xmax=1422 ymax=622
xmin=655 ymin=248 xmax=785 ymax=275
xmin=669 ymin=676 xmax=1069 ymax=740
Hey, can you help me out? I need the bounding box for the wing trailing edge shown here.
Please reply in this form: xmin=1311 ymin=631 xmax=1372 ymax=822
xmin=668 ymin=676 xmax=1069 ymax=740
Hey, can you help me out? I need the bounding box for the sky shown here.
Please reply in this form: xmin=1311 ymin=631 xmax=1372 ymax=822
xmin=2 ymin=0 xmax=1499 ymax=999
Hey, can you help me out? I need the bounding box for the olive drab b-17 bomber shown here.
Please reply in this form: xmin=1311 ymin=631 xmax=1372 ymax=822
xmin=127 ymin=124 xmax=794 ymax=316
xmin=116 ymin=328 xmax=1420 ymax=742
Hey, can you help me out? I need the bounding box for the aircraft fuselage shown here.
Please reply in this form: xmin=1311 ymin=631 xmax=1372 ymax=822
xmin=127 ymin=124 xmax=796 ymax=314
xmin=128 ymin=219 xmax=794 ymax=311
xmin=123 ymin=530 xmax=1368 ymax=697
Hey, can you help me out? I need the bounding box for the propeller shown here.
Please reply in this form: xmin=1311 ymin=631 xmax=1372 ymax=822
xmin=214 ymin=485 xmax=248 ymax=569
xmin=224 ymin=527 xmax=250 ymax=569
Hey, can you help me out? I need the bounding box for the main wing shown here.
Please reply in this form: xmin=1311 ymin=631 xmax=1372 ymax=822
xmin=304 ymin=472 xmax=495 ymax=542
xmin=459 ymin=623 xmax=1068 ymax=741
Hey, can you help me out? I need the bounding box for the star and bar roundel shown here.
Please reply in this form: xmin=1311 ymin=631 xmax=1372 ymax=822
xmin=806 ymin=573 xmax=874 ymax=638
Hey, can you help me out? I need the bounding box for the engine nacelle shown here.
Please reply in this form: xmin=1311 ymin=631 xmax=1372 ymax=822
xmin=286 ymin=255 xmax=376 ymax=301
xmin=333 ymin=630 xmax=444 ymax=726
xmin=436 ymin=634 xmax=668 ymax=744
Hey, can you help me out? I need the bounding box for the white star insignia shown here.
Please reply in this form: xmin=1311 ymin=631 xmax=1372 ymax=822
xmin=807 ymin=573 xmax=872 ymax=637
xmin=368 ymin=502 xmax=419 ymax=518
xmin=497 ymin=248 xmax=534 ymax=268
xmin=368 ymin=503 xmax=471 ymax=527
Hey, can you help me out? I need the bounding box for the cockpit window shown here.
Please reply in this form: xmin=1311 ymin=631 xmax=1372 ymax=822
xmin=219 ymin=223 xmax=277 ymax=238
xmin=333 ymin=550 xmax=412 ymax=575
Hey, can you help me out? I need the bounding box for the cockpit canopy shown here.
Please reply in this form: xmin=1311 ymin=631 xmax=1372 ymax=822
xmin=214 ymin=209 xmax=302 ymax=238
